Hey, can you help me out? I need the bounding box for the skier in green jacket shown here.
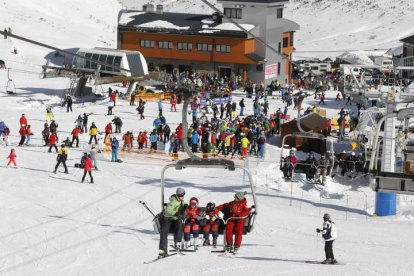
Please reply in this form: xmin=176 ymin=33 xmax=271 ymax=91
xmin=159 ymin=187 xmax=186 ymax=258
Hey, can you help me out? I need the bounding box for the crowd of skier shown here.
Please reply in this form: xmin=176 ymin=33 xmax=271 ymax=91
xmin=0 ymin=71 xmax=351 ymax=264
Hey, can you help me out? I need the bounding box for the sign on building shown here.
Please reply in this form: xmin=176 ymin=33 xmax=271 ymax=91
xmin=265 ymin=64 xmax=278 ymax=79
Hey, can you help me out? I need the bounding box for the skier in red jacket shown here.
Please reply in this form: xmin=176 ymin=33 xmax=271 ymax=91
xmin=81 ymin=154 xmax=94 ymax=183
xmin=19 ymin=114 xmax=27 ymax=127
xmin=215 ymin=192 xmax=250 ymax=254
xmin=6 ymin=148 xmax=17 ymax=167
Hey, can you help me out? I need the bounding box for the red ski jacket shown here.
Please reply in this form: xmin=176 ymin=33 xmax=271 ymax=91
xmin=216 ymin=199 xmax=250 ymax=218
xmin=83 ymin=157 xmax=93 ymax=172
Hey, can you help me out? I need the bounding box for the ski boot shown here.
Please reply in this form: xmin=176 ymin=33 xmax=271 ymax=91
xmin=233 ymin=247 xmax=239 ymax=255
xmin=203 ymin=239 xmax=210 ymax=246
xmin=158 ymin=250 xmax=168 ymax=258
xmin=225 ymin=245 xmax=233 ymax=253
xmin=173 ymin=242 xmax=181 ymax=251
xmin=212 ymin=238 xmax=217 ymax=248
xmin=321 ymin=258 xmax=332 ymax=264
xmin=330 ymin=259 xmax=338 ymax=264
xmin=184 ymin=241 xmax=190 ymax=249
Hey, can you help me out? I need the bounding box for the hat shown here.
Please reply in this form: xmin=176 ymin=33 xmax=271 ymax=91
xmin=323 ymin=213 xmax=330 ymax=220
xmin=176 ymin=187 xmax=185 ymax=197
xmin=235 ymin=192 xmax=245 ymax=201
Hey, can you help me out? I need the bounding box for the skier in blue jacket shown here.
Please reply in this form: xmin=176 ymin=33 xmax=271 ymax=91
xmin=111 ymin=137 xmax=119 ymax=162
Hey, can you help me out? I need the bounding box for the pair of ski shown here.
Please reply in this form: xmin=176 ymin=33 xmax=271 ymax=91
xmin=305 ymin=260 xmax=344 ymax=265
xmin=143 ymin=245 xmax=190 ymax=264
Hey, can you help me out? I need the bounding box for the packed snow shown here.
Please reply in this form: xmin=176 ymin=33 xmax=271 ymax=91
xmin=1 ymin=1 xmax=414 ymax=276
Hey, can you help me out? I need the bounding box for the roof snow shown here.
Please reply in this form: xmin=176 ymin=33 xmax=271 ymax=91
xmin=213 ymin=23 xmax=255 ymax=32
xmin=119 ymin=12 xmax=146 ymax=25
xmin=136 ymin=20 xmax=190 ymax=30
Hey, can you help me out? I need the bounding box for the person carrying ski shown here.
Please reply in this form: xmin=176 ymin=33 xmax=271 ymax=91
xmin=316 ymin=213 xmax=338 ymax=264
xmin=203 ymin=202 xmax=220 ymax=247
xmin=215 ymin=192 xmax=250 ymax=254
xmin=159 ymin=187 xmax=186 ymax=258
xmin=6 ymin=148 xmax=17 ymax=167
xmin=81 ymin=154 xmax=94 ymax=183
xmin=282 ymin=149 xmax=298 ymax=180
xmin=183 ymin=197 xmax=203 ymax=248
xmin=53 ymin=145 xmax=68 ymax=174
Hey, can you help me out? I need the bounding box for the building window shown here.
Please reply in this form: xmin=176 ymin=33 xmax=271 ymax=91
xmin=277 ymin=8 xmax=283 ymax=19
xmin=277 ymin=62 xmax=281 ymax=75
xmin=140 ymin=40 xmax=154 ymax=48
xmin=216 ymin=45 xmax=231 ymax=53
xmin=158 ymin=41 xmax=173 ymax=49
xmin=290 ymin=32 xmax=294 ymax=46
xmin=256 ymin=64 xmax=263 ymax=72
xmin=224 ymin=8 xmax=242 ymax=19
xmin=197 ymin=43 xmax=212 ymax=52
xmin=177 ymin=42 xmax=193 ymax=51
xmin=283 ymin=37 xmax=289 ymax=48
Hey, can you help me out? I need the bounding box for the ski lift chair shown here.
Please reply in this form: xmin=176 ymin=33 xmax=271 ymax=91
xmin=5 ymin=69 xmax=16 ymax=94
xmin=158 ymin=158 xmax=257 ymax=252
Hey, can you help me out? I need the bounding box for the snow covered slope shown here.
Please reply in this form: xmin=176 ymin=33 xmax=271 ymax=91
xmin=0 ymin=1 xmax=414 ymax=275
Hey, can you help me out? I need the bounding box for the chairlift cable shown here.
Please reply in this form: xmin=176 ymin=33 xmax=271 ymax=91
xmin=0 ymin=30 xmax=131 ymax=73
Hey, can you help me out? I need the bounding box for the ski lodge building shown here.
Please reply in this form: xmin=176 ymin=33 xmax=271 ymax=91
xmin=117 ymin=0 xmax=299 ymax=85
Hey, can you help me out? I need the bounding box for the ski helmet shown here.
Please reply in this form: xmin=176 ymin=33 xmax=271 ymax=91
xmin=323 ymin=213 xmax=330 ymax=220
xmin=176 ymin=187 xmax=185 ymax=197
xmin=206 ymin=202 xmax=216 ymax=212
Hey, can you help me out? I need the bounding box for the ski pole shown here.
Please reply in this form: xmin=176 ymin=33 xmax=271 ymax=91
xmin=316 ymin=232 xmax=319 ymax=249
xmin=139 ymin=200 xmax=156 ymax=217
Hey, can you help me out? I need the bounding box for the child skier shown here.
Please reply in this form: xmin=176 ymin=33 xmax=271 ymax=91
xmin=215 ymin=192 xmax=250 ymax=254
xmin=316 ymin=213 xmax=338 ymax=264
xmin=183 ymin=197 xmax=203 ymax=248
xmin=6 ymin=148 xmax=17 ymax=167
xmin=203 ymin=202 xmax=220 ymax=247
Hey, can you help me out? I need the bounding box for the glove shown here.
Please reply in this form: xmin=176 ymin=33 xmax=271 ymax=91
xmin=183 ymin=203 xmax=188 ymax=210
xmin=205 ymin=214 xmax=210 ymax=220
xmin=316 ymin=228 xmax=321 ymax=233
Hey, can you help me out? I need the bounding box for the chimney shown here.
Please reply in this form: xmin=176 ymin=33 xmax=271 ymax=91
xmin=156 ymin=4 xmax=164 ymax=14
xmin=143 ymin=4 xmax=155 ymax=13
